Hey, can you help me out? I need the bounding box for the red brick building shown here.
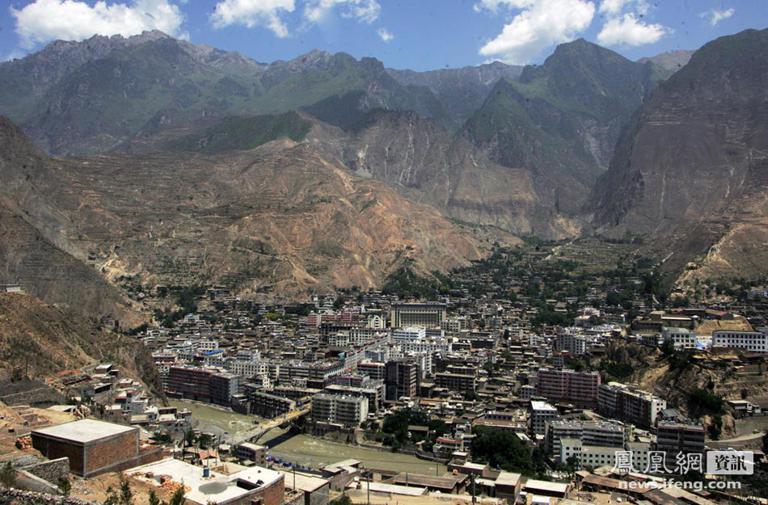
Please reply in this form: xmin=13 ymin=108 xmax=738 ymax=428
xmin=536 ymin=368 xmax=601 ymax=408
xmin=31 ymin=419 xmax=161 ymax=477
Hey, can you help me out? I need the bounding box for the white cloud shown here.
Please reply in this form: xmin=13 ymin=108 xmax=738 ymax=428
xmin=599 ymin=0 xmax=649 ymax=16
xmin=473 ymin=0 xmax=533 ymax=13
xmin=303 ymin=0 xmax=380 ymax=25
xmin=478 ymin=0 xmax=595 ymax=65
xmin=377 ymin=27 xmax=393 ymax=42
xmin=703 ymin=7 xmax=735 ymax=26
xmin=11 ymin=0 xmax=185 ymax=49
xmin=210 ymin=0 xmax=295 ymax=36
xmin=598 ymin=0 xmax=628 ymax=15
xmin=597 ymin=13 xmax=669 ymax=46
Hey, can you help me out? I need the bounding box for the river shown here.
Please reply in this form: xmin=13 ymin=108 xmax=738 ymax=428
xmin=169 ymin=399 xmax=446 ymax=475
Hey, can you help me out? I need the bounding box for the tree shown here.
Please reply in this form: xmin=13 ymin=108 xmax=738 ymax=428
xmin=0 ymin=462 xmax=16 ymax=489
xmin=103 ymin=486 xmax=119 ymax=505
xmin=184 ymin=428 xmax=196 ymax=447
xmin=198 ymin=433 xmax=213 ymax=449
xmin=148 ymin=490 xmax=161 ymax=505
xmin=471 ymin=427 xmax=544 ymax=475
xmin=58 ymin=477 xmax=72 ymax=496
xmin=119 ymin=477 xmax=134 ymax=505
xmin=330 ymin=496 xmax=352 ymax=505
xmin=168 ymin=485 xmax=186 ymax=505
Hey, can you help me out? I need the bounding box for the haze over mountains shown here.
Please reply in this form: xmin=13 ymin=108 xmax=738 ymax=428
xmin=0 ymin=26 xmax=766 ymax=318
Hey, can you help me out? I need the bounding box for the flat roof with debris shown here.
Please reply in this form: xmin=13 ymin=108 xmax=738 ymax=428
xmin=128 ymin=457 xmax=282 ymax=505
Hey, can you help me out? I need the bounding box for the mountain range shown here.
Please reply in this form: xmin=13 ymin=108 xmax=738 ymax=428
xmin=0 ymin=26 xmax=766 ymax=318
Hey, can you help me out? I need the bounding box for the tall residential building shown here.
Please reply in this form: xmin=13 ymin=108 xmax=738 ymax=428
xmin=312 ymin=393 xmax=369 ymax=428
xmin=384 ymin=359 xmax=419 ymax=401
xmin=357 ymin=360 xmax=386 ymax=380
xmin=435 ymin=372 xmax=476 ymax=394
xmin=554 ymin=331 xmax=588 ymax=355
xmin=324 ymin=380 xmax=384 ymax=412
xmin=530 ymin=400 xmax=558 ymax=435
xmin=655 ymin=421 xmax=706 ymax=458
xmin=390 ymin=303 xmax=446 ymax=328
xmin=536 ymin=368 xmax=601 ymax=408
xmin=243 ymin=387 xmax=296 ymax=418
xmin=598 ymin=382 xmax=667 ymax=429
xmin=545 ymin=419 xmax=626 ymax=459
xmin=166 ymin=366 xmax=241 ymax=406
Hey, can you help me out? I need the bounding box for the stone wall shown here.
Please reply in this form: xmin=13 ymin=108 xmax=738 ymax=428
xmin=23 ymin=457 xmax=70 ymax=485
xmin=0 ymin=489 xmax=94 ymax=505
xmin=0 ymin=379 xmax=64 ymax=406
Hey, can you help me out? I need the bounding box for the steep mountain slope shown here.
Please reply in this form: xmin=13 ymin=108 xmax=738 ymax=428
xmin=0 ymin=292 xmax=160 ymax=393
xmin=591 ymin=28 xmax=768 ymax=286
xmin=0 ymin=30 xmax=180 ymax=124
xmin=0 ymin=118 xmax=141 ymax=325
xmin=463 ymin=39 xmax=655 ymax=214
xmin=310 ymin=110 xmax=579 ymax=238
xmin=639 ymin=49 xmax=695 ymax=80
xmin=387 ymin=62 xmax=523 ymax=128
xmin=0 ymin=34 xmax=446 ymax=155
xmin=0 ymin=117 xmax=509 ymax=296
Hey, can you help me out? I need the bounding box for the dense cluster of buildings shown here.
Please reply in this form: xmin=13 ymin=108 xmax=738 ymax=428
xmin=130 ymin=291 xmax=743 ymax=477
xmin=8 ymin=267 xmax=768 ymax=505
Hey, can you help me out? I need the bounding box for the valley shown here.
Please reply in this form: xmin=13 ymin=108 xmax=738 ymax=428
xmin=1 ymin=8 xmax=768 ymax=505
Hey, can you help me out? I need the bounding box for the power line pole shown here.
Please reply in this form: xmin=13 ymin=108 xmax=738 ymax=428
xmin=366 ymin=469 xmax=371 ymax=505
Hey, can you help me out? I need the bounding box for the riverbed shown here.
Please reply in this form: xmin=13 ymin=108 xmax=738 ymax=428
xmin=169 ymin=399 xmax=446 ymax=475
xmin=267 ymin=431 xmax=446 ymax=475
xmin=168 ymin=399 xmax=258 ymax=436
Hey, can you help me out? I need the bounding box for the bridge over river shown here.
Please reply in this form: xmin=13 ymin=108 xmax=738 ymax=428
xmin=226 ymin=405 xmax=311 ymax=446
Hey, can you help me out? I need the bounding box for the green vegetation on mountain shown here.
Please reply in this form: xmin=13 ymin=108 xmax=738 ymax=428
xmin=381 ymin=263 xmax=452 ymax=299
xmin=0 ymin=36 xmax=447 ymax=154
xmin=463 ymin=39 xmax=655 ymax=214
xmin=170 ymin=112 xmax=311 ymax=153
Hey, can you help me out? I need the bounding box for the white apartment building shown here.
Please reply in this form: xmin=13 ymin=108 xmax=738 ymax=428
xmin=627 ymin=441 xmax=650 ymax=471
xmin=227 ymin=359 xmax=270 ymax=379
xmin=555 ymin=329 xmax=588 ymax=355
xmin=195 ymin=338 xmax=219 ymax=352
xmin=545 ymin=419 xmax=625 ymax=458
xmin=712 ymin=330 xmax=768 ymax=352
xmin=400 ymin=339 xmax=452 ymax=355
xmin=350 ymin=328 xmax=388 ymax=346
xmin=598 ymin=382 xmax=666 ymax=429
xmin=530 ymin=400 xmax=558 ymax=435
xmin=560 ymin=439 xmax=617 ymax=469
xmin=662 ymin=327 xmax=699 ymax=349
xmin=393 ymin=327 xmax=427 ymax=342
xmin=441 ymin=317 xmax=469 ymax=334
xmin=311 ymin=393 xmax=369 ymax=428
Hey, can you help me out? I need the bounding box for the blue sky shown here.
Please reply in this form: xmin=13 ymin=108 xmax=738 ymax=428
xmin=0 ymin=0 xmax=765 ymax=70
